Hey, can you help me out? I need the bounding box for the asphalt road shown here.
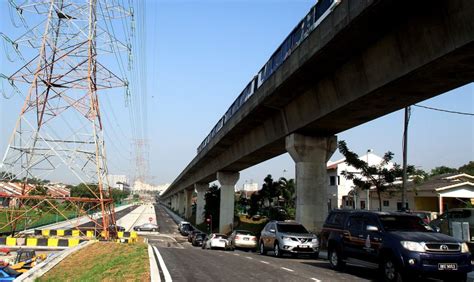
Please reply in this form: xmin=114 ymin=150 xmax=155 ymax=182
xmin=145 ymin=205 xmax=384 ymax=282
xmin=68 ymin=204 xmax=139 ymax=230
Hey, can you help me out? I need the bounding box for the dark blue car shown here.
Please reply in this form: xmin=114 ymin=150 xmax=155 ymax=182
xmin=320 ymin=210 xmax=472 ymax=282
xmin=0 ymin=266 xmax=20 ymax=281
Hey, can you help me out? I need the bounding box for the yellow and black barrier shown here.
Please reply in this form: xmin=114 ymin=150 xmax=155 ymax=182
xmin=34 ymin=229 xmax=82 ymax=237
xmin=34 ymin=229 xmax=137 ymax=239
xmin=0 ymin=237 xmax=89 ymax=247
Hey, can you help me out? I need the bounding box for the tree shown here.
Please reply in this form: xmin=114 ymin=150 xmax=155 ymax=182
xmin=204 ymin=184 xmax=220 ymax=230
xmin=459 ymin=161 xmax=474 ymax=176
xmin=279 ymin=177 xmax=295 ymax=209
xmin=430 ymin=166 xmax=457 ymax=176
xmin=70 ymin=183 xmax=99 ymax=198
xmin=259 ymin=175 xmax=281 ymax=208
xmin=248 ymin=192 xmax=261 ymax=216
xmin=338 ymin=141 xmax=414 ymax=211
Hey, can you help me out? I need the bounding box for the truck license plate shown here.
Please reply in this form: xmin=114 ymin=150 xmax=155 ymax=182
xmin=438 ymin=263 xmax=457 ymax=270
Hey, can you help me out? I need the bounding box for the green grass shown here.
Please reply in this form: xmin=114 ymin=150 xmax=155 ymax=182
xmin=38 ymin=241 xmax=149 ymax=282
xmin=0 ymin=209 xmax=77 ymax=232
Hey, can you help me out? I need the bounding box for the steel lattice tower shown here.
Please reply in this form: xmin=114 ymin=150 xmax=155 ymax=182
xmin=0 ymin=0 xmax=132 ymax=239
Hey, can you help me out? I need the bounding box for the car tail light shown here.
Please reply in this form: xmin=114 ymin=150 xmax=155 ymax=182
xmin=235 ymin=236 xmax=241 ymax=240
xmin=251 ymin=237 xmax=257 ymax=241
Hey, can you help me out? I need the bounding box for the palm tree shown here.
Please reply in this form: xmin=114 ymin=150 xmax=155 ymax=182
xmin=279 ymin=177 xmax=295 ymax=209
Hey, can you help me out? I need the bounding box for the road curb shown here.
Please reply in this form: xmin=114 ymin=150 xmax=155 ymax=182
xmin=14 ymin=240 xmax=96 ymax=281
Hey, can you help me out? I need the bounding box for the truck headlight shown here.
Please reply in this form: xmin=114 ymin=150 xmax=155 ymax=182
xmin=461 ymin=243 xmax=470 ymax=253
xmin=401 ymin=241 xmax=426 ymax=252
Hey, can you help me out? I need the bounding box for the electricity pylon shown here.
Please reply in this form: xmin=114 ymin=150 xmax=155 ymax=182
xmin=0 ymin=0 xmax=132 ymax=239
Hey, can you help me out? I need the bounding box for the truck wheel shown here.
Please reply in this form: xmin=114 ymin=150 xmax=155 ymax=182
xmin=328 ymin=247 xmax=345 ymax=270
xmin=381 ymin=257 xmax=403 ymax=282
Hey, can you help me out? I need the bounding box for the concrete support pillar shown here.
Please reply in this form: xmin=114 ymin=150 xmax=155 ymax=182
xmin=184 ymin=188 xmax=193 ymax=220
xmin=286 ymin=134 xmax=337 ymax=233
xmin=171 ymin=195 xmax=175 ymax=210
xmin=195 ymin=183 xmax=209 ymax=225
xmin=217 ymin=171 xmax=239 ymax=234
xmin=173 ymin=195 xmax=178 ymax=211
xmin=178 ymin=191 xmax=185 ymax=216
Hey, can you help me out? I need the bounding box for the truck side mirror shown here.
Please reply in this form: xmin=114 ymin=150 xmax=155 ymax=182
xmin=366 ymin=225 xmax=379 ymax=232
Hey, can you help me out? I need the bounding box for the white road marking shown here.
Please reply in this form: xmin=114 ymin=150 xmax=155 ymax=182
xmin=148 ymin=245 xmax=161 ymax=282
xmin=245 ymin=256 xmax=253 ymax=260
xmin=153 ymin=246 xmax=172 ymax=282
xmin=311 ymin=278 xmax=321 ymax=282
xmin=260 ymin=260 xmax=269 ymax=264
xmin=281 ymin=267 xmax=294 ymax=272
xmin=233 ymin=253 xmax=240 ymax=256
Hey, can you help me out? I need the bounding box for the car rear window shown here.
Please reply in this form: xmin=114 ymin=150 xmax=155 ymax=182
xmin=277 ymin=224 xmax=308 ymax=233
xmin=215 ymin=235 xmax=228 ymax=239
xmin=379 ymin=215 xmax=433 ymax=232
xmin=236 ymin=230 xmax=255 ymax=236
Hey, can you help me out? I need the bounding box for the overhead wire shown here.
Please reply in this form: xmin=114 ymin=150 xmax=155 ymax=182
xmin=413 ymin=104 xmax=474 ymax=116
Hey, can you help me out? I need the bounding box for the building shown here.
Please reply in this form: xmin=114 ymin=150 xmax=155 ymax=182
xmin=369 ymin=173 xmax=474 ymax=213
xmin=133 ymin=180 xmax=170 ymax=195
xmin=0 ymin=181 xmax=70 ymax=207
xmin=107 ymin=175 xmax=130 ymax=192
xmin=326 ymin=151 xmax=393 ymax=210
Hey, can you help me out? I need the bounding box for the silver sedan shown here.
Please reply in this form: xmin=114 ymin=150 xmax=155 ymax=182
xmin=133 ymin=223 xmax=159 ymax=232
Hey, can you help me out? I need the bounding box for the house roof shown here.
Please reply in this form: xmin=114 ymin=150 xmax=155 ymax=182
xmin=406 ymin=173 xmax=473 ymax=192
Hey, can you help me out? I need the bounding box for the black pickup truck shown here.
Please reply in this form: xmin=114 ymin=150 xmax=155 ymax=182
xmin=320 ymin=210 xmax=472 ymax=282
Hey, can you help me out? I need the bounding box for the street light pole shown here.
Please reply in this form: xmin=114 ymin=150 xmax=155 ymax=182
xmin=402 ymin=107 xmax=411 ymax=211
xmin=367 ymin=149 xmax=372 ymax=210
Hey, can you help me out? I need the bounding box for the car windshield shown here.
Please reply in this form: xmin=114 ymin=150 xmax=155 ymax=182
xmin=277 ymin=223 xmax=308 ymax=233
xmin=196 ymin=234 xmax=205 ymax=239
xmin=379 ymin=215 xmax=434 ymax=232
xmin=236 ymin=230 xmax=255 ymax=236
xmin=182 ymin=225 xmax=193 ymax=231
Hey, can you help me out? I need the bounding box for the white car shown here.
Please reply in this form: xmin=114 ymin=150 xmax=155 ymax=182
xmin=228 ymin=230 xmax=257 ymax=250
xmin=202 ymin=233 xmax=229 ymax=250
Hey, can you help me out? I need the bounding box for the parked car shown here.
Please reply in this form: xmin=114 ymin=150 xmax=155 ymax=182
xmin=259 ymin=220 xmax=319 ymax=258
xmin=228 ymin=230 xmax=257 ymax=251
xmin=202 ymin=233 xmax=230 ymax=250
xmin=188 ymin=230 xmax=203 ymax=243
xmin=178 ymin=221 xmax=191 ymax=232
xmin=0 ymin=266 xmax=20 ymax=281
xmin=177 ymin=221 xmax=194 ymax=236
xmin=192 ymin=233 xmax=206 ymax=247
xmin=320 ymin=209 xmax=472 ymax=281
xmin=133 ymin=223 xmax=159 ymax=232
xmin=430 ymin=208 xmax=474 ymax=241
xmin=108 ymin=224 xmax=125 ymax=232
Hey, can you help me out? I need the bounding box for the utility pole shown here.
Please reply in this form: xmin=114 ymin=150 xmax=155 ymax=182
xmin=402 ymin=107 xmax=411 ymax=211
xmin=1 ymin=0 xmax=133 ymax=238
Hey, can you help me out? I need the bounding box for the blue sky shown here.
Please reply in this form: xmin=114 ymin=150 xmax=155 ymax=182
xmin=1 ymin=0 xmax=473 ymax=188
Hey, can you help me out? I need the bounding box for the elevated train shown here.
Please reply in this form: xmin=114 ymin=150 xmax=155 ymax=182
xmin=197 ymin=0 xmax=340 ymax=154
